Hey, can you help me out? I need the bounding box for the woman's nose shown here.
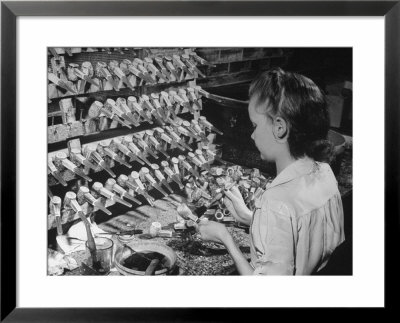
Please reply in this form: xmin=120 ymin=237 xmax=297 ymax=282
xmin=251 ymin=131 xmax=255 ymax=140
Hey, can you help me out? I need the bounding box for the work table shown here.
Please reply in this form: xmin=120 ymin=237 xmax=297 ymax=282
xmin=54 ymin=143 xmax=352 ymax=276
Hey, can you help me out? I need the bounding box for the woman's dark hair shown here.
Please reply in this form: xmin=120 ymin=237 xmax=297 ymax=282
xmin=249 ymin=68 xmax=334 ymax=162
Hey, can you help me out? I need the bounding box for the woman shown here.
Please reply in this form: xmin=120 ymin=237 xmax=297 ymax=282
xmin=196 ymin=68 xmax=345 ymax=275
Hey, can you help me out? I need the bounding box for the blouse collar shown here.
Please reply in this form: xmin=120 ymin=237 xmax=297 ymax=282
xmin=266 ymin=157 xmax=318 ymax=190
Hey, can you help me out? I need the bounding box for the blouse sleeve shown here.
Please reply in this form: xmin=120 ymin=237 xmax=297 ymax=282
xmin=253 ymin=201 xmax=298 ymax=275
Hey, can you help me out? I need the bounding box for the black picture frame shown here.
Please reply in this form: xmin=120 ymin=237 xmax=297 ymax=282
xmin=1 ymin=1 xmax=398 ymax=321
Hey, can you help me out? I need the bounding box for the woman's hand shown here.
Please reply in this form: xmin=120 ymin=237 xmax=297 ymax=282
xmin=224 ymin=186 xmax=252 ymax=225
xmin=195 ymin=219 xmax=230 ymax=245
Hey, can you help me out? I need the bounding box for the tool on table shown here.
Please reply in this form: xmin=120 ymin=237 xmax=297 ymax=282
xmin=202 ymin=145 xmax=226 ymax=165
xmin=48 ymin=72 xmax=78 ymax=94
xmin=198 ymin=116 xmax=223 ymax=136
xmin=127 ymin=171 xmax=155 ymax=206
xmin=104 ymin=99 xmax=133 ymax=127
xmin=143 ymin=129 xmax=169 ymax=159
xmin=48 ymin=158 xmax=68 ymax=186
xmin=170 ymin=157 xmax=182 ymax=180
xmin=92 ymin=182 xmax=132 ymax=208
xmin=116 ymin=174 xmax=143 ymax=205
xmin=125 ymin=138 xmax=152 ymax=167
xmin=49 ymin=196 xmax=63 ymax=235
xmin=178 ymin=88 xmax=196 ymax=114
xmin=116 ymin=98 xmax=140 ymax=127
xmin=190 ymin=119 xmax=209 ymax=142
xmin=109 ymin=61 xmax=135 ymax=90
xmin=95 ymin=62 xmax=119 ymax=91
xmin=64 ymin=191 xmax=99 ymax=268
xmin=84 ymin=145 xmax=116 ymax=178
xmin=186 ymin=87 xmax=203 ymax=110
xmin=71 ymin=149 xmax=98 ymax=171
xmin=151 ymin=164 xmax=174 ymax=194
xmin=150 ymin=93 xmax=167 ymax=120
xmin=126 ymin=60 xmax=150 ymax=84
xmin=127 ymin=96 xmax=154 ymax=124
xmin=139 ymin=167 xmax=169 ymax=197
xmin=164 ymin=56 xmax=180 ymax=81
xmin=154 ymin=56 xmax=172 ymax=81
xmin=189 ymin=52 xmax=216 ymax=67
xmin=178 ymin=154 xmax=200 ymax=178
xmin=134 ymin=134 xmax=159 ymax=160
xmin=144 ymin=57 xmax=169 ymax=82
xmin=99 ymin=141 xmax=132 ymax=169
xmin=78 ymin=186 xmax=112 ymax=216
xmin=181 ymin=120 xmax=202 ymax=141
xmin=172 ymin=54 xmax=192 ymax=77
xmin=188 ymin=151 xmax=210 ymax=172
xmin=133 ymin=58 xmax=156 ymax=84
xmin=56 ymin=152 xmax=92 ymax=182
xmin=113 ymin=137 xmax=145 ymax=165
xmin=141 ymin=95 xmax=165 ymax=125
xmin=181 ymin=54 xmax=206 ymax=78
xmin=164 ymin=126 xmax=192 ymax=151
xmin=160 ymin=160 xmax=184 ymax=189
xmin=105 ymin=178 xmax=142 ymax=205
xmin=98 ymin=101 xmax=132 ymax=129
xmin=73 ymin=64 xmax=100 ymax=88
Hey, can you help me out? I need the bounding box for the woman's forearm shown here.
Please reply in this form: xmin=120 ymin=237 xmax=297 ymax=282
xmin=222 ymin=233 xmax=254 ymax=275
xmin=237 ymin=208 xmax=252 ymax=226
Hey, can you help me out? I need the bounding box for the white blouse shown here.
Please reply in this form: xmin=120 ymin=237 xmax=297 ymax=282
xmin=250 ymin=157 xmax=345 ymax=275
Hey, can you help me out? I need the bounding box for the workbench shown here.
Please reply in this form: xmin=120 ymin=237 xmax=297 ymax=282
xmin=53 ymin=142 xmax=352 ymax=276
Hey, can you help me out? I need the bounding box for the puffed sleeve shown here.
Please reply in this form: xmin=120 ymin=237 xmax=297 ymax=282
xmin=252 ymin=201 xmax=298 ymax=275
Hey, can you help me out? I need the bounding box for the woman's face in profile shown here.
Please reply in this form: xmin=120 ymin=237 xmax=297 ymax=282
xmin=248 ymin=96 xmax=277 ymax=162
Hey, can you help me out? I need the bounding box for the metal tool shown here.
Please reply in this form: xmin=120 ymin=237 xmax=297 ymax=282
xmin=189 ymin=52 xmax=216 ymax=67
xmin=127 ymin=96 xmax=154 ymax=124
xmin=48 ymin=158 xmax=67 ymax=186
xmin=144 ymin=57 xmax=169 ymax=82
xmin=199 ymin=116 xmax=223 ymax=135
xmin=84 ymin=145 xmax=116 ymax=178
xmin=108 ymin=60 xmax=135 ymax=90
xmin=56 ymin=152 xmax=92 ymax=182
xmin=127 ymin=140 xmax=152 ymax=167
xmin=154 ymin=56 xmax=172 ymax=80
xmin=113 ymin=138 xmax=145 ymax=165
xmin=95 ymin=61 xmax=119 ymax=91
xmin=133 ymin=58 xmax=156 ymax=83
xmin=78 ymin=186 xmax=112 ymax=215
xmin=71 ymin=152 xmax=98 ymax=171
xmin=92 ymin=182 xmax=132 ymax=208
xmin=116 ymin=98 xmax=140 ymax=126
xmin=164 ymin=56 xmax=180 ymax=81
xmin=49 ymin=196 xmax=63 ymax=235
xmin=151 ymin=164 xmax=174 ymax=194
xmin=172 ymin=54 xmax=192 ymax=76
xmin=139 ymin=167 xmax=168 ymax=197
xmin=178 ymin=154 xmax=200 ymax=178
xmin=141 ymin=95 xmax=165 ymax=125
xmin=164 ymin=126 xmax=193 ymax=151
xmin=105 ymin=178 xmax=142 ymax=206
xmin=160 ymin=160 xmax=184 ymax=189
xmin=127 ymin=171 xmax=155 ymax=206
xmin=102 ymin=144 xmax=132 ymax=169
xmin=48 ymin=72 xmax=78 ymax=94
xmin=150 ymin=93 xmax=167 ymax=120
xmin=144 ymin=129 xmax=170 ymax=159
xmin=186 ymin=87 xmax=203 ymax=110
xmin=181 ymin=54 xmax=206 ymax=78
xmin=134 ymin=135 xmax=159 ymax=160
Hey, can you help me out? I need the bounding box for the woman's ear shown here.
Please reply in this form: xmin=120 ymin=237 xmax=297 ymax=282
xmin=272 ymin=117 xmax=288 ymax=142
